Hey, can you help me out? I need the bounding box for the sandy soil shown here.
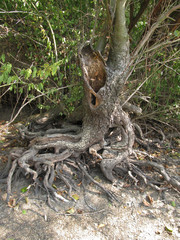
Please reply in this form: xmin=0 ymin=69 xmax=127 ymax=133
xmin=0 ymin=162 xmax=180 ymax=240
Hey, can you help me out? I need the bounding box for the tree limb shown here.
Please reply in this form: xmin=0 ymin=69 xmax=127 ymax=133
xmin=132 ymin=4 xmax=180 ymax=62
xmin=129 ymin=0 xmax=150 ymax=33
xmin=108 ymin=0 xmax=129 ymax=70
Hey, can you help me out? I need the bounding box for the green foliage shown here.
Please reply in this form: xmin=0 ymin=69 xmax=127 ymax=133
xmin=0 ymin=0 xmax=99 ymax=114
xmin=0 ymin=0 xmax=179 ymax=125
xmin=0 ymin=61 xmax=12 ymax=83
xmin=129 ymin=39 xmax=180 ymax=125
xmin=21 ymin=187 xmax=28 ymax=193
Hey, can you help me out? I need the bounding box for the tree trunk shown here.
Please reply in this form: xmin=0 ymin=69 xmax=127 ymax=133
xmin=78 ymin=0 xmax=134 ymax=181
xmin=2 ymin=0 xmax=180 ymax=205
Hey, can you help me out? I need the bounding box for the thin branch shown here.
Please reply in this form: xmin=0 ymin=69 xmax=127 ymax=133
xmin=5 ymin=84 xmax=74 ymax=126
xmin=108 ymin=0 xmax=129 ymax=69
xmin=145 ymin=38 xmax=180 ymax=53
xmin=46 ymin=18 xmax=61 ymax=81
xmin=131 ymin=4 xmax=180 ymax=62
xmin=0 ymin=9 xmax=29 ymax=14
xmin=122 ymin=64 xmax=163 ymax=107
xmin=155 ymin=58 xmax=180 ymax=75
xmin=91 ymin=0 xmax=100 ymax=40
xmin=129 ymin=0 xmax=150 ymax=32
xmin=46 ymin=18 xmax=58 ymax=63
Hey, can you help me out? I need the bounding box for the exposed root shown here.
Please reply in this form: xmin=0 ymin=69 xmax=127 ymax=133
xmin=100 ymin=150 xmax=129 ymax=182
xmin=1 ymin=108 xmax=179 ymax=210
xmin=55 ymin=163 xmax=74 ymax=201
xmin=7 ymin=159 xmax=17 ymax=202
xmin=77 ymin=160 xmax=119 ymax=202
xmin=134 ymin=160 xmax=180 ymax=192
xmin=0 ymin=148 xmax=24 ymax=179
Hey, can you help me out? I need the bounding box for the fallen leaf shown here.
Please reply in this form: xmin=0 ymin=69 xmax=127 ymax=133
xmin=52 ymin=184 xmax=57 ymax=189
xmin=143 ymin=199 xmax=150 ymax=207
xmin=77 ymin=209 xmax=83 ymax=214
xmin=8 ymin=198 xmax=16 ymax=208
xmin=57 ymin=190 xmax=63 ymax=195
xmin=164 ymin=226 xmax=173 ymax=235
xmin=94 ymin=176 xmax=102 ymax=183
xmin=1 ymin=193 xmax=7 ymax=201
xmin=146 ymin=195 xmax=153 ymax=204
xmin=123 ymin=183 xmax=131 ymax=188
xmin=77 ymin=181 xmax=82 ymax=186
xmin=98 ymin=223 xmax=106 ymax=229
xmin=66 ymin=207 xmax=75 ymax=214
xmin=25 ymin=197 xmax=29 ymax=204
xmin=171 ymin=201 xmax=176 ymax=207
xmin=72 ymin=194 xmax=79 ymax=201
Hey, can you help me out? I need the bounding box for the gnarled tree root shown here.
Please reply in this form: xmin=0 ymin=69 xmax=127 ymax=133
xmin=2 ymin=122 xmax=119 ymax=207
xmin=1 ymin=113 xmax=180 ymax=209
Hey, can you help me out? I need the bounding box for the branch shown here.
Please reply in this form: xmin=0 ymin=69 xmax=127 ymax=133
xmin=129 ymin=0 xmax=150 ymax=33
xmin=132 ymin=4 xmax=180 ymax=62
xmin=96 ymin=2 xmax=110 ymax=52
xmin=46 ymin=18 xmax=61 ymax=81
xmin=5 ymin=85 xmax=72 ymax=125
xmin=145 ymin=38 xmax=180 ymax=53
xmin=113 ymin=0 xmax=128 ymax=51
xmin=0 ymin=9 xmax=29 ymax=14
xmin=122 ymin=64 xmax=163 ymax=107
xmin=108 ymin=0 xmax=129 ymax=69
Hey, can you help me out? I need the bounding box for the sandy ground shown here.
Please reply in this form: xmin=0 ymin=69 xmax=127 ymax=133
xmin=0 ymin=164 xmax=180 ymax=240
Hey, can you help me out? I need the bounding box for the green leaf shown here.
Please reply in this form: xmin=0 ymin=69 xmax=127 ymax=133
xmin=1 ymin=54 xmax=5 ymax=63
xmin=43 ymin=63 xmax=49 ymax=68
xmin=72 ymin=174 xmax=78 ymax=180
xmin=171 ymin=201 xmax=176 ymax=207
xmin=38 ymin=82 xmax=44 ymax=90
xmin=21 ymin=187 xmax=28 ymax=193
xmin=7 ymin=76 xmax=14 ymax=84
xmin=22 ymin=209 xmax=27 ymax=215
xmin=28 ymin=83 xmax=35 ymax=91
xmin=32 ymin=67 xmax=37 ymax=78
xmin=51 ymin=63 xmax=58 ymax=76
xmin=19 ymin=87 xmax=23 ymax=94
xmin=174 ymin=30 xmax=180 ymax=37
xmin=20 ymin=68 xmax=26 ymax=76
xmin=25 ymin=68 xmax=32 ymax=79
xmin=0 ymin=75 xmax=4 ymax=83
xmin=9 ymin=85 xmax=14 ymax=91
xmin=6 ymin=63 xmax=12 ymax=74
xmin=10 ymin=75 xmax=18 ymax=82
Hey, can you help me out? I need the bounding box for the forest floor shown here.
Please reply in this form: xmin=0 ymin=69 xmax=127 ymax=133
xmin=0 ymin=108 xmax=180 ymax=240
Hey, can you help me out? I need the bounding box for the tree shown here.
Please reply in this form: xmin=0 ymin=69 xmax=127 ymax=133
xmin=1 ymin=0 xmax=180 ymax=206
